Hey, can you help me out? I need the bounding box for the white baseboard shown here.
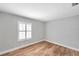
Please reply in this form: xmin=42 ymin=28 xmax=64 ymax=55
xmin=0 ymin=39 xmax=45 ymax=55
xmin=46 ymin=40 xmax=79 ymax=52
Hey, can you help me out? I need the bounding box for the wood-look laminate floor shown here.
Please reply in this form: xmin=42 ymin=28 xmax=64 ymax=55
xmin=1 ymin=41 xmax=79 ymax=56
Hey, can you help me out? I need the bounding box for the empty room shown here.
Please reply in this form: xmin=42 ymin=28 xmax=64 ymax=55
xmin=0 ymin=3 xmax=79 ymax=56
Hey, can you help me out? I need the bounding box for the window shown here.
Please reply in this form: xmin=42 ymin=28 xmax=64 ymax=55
xmin=18 ymin=21 xmax=32 ymax=41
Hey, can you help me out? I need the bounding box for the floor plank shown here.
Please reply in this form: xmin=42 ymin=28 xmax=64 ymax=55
xmin=1 ymin=41 xmax=79 ymax=56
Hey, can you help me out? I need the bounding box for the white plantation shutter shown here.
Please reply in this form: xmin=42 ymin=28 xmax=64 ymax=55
xmin=18 ymin=21 xmax=32 ymax=41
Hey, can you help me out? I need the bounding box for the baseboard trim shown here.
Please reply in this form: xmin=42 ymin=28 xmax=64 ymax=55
xmin=46 ymin=40 xmax=79 ymax=52
xmin=0 ymin=39 xmax=45 ymax=55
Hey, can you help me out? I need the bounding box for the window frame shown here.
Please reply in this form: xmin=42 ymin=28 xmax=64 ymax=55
xmin=18 ymin=21 xmax=32 ymax=41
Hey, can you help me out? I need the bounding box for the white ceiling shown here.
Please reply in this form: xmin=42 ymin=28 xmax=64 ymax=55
xmin=0 ymin=3 xmax=79 ymax=21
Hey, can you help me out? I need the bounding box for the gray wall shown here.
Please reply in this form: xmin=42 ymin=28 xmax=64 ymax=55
xmin=1 ymin=11 xmax=79 ymax=52
xmin=0 ymin=12 xmax=45 ymax=52
xmin=46 ymin=15 xmax=79 ymax=49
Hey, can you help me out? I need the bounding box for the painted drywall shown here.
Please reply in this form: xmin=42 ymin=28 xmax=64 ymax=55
xmin=46 ymin=15 xmax=79 ymax=49
xmin=0 ymin=12 xmax=45 ymax=52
